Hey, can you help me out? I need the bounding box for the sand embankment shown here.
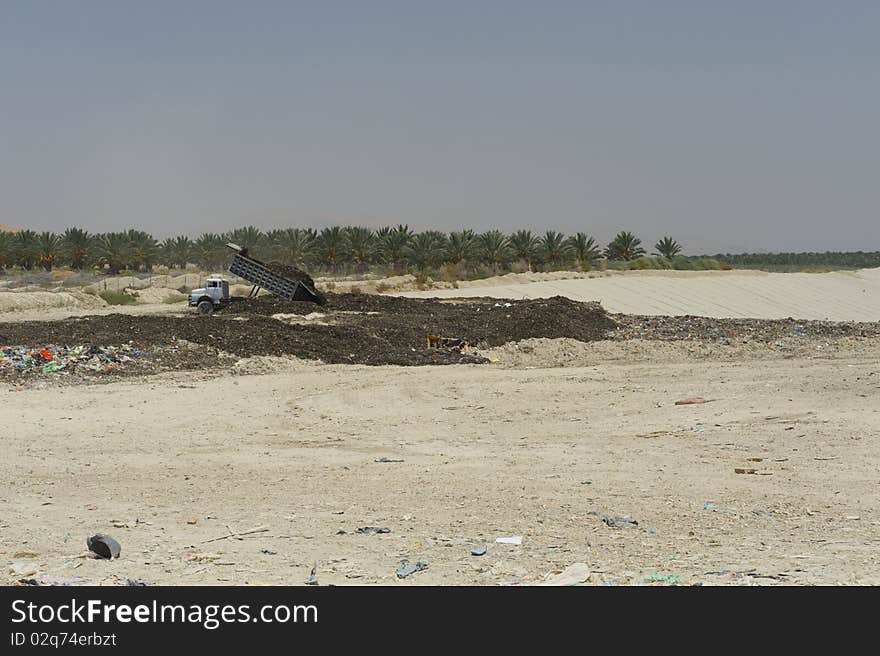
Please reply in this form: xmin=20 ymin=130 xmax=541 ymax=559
xmin=398 ymin=268 xmax=880 ymax=321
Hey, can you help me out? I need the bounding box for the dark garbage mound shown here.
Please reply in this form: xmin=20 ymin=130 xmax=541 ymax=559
xmin=0 ymin=295 xmax=616 ymax=373
xmin=221 ymin=295 xmax=325 ymax=317
xmin=611 ymin=314 xmax=880 ymax=342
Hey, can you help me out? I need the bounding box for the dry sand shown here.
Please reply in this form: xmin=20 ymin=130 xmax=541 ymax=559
xmin=3 ymin=339 xmax=879 ymax=586
xmin=399 ymin=268 xmax=880 ymax=322
xmin=0 ymin=290 xmax=107 ymax=315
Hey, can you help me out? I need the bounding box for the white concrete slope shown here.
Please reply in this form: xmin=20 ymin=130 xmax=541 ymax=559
xmin=396 ymin=268 xmax=880 ymax=321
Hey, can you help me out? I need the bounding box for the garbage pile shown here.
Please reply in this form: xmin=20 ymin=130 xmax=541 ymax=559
xmin=0 ymin=343 xmax=142 ymax=375
xmin=610 ymin=314 xmax=880 ymax=342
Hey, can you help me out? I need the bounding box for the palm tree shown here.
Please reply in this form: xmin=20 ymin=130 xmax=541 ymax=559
xmin=14 ymin=230 xmax=40 ymax=270
xmin=95 ymin=232 xmax=132 ymax=274
xmin=541 ymin=230 xmax=572 ymax=268
xmin=346 ymin=227 xmax=376 ymax=272
xmin=0 ymin=231 xmax=13 ymax=271
xmin=568 ymin=232 xmax=601 ymax=270
xmin=654 ymin=236 xmax=682 ymax=260
xmin=161 ymin=235 xmax=193 ymax=269
xmin=265 ymin=229 xmax=290 ymax=262
xmin=271 ymin=228 xmax=315 ymax=267
xmin=446 ymin=230 xmax=476 ymax=266
xmin=317 ymin=226 xmax=349 ymax=272
xmin=60 ymin=227 xmax=93 ymax=270
xmin=477 ymin=230 xmax=511 ymax=273
xmin=509 ymin=230 xmax=541 ymax=271
xmin=226 ymin=226 xmax=265 ymax=255
xmin=605 ymin=231 xmax=646 ymax=261
xmin=378 ymin=224 xmax=413 ymax=272
xmin=126 ymin=229 xmax=159 ymax=271
xmin=194 ymin=233 xmax=228 ymax=270
xmin=37 ymin=231 xmax=61 ymax=271
xmin=405 ymin=232 xmax=446 ymax=272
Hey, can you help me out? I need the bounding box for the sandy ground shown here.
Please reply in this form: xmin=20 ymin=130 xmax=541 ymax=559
xmin=3 ymin=340 xmax=879 ymax=586
xmin=6 ymin=267 xmax=878 ymax=322
xmin=0 ymin=301 xmax=188 ymax=324
xmin=399 ymin=268 xmax=880 ymax=322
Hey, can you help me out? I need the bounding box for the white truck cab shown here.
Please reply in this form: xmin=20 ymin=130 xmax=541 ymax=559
xmin=189 ymin=276 xmax=230 ymax=314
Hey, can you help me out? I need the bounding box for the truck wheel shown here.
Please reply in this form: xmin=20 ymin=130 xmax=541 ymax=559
xmin=197 ymin=300 xmax=214 ymax=315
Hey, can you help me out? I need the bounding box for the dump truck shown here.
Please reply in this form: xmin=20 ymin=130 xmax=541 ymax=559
xmin=188 ymin=243 xmax=325 ymax=314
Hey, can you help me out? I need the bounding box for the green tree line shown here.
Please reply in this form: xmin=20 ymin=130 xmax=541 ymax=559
xmin=706 ymin=251 xmax=880 ymax=270
xmin=0 ymin=226 xmax=690 ymax=276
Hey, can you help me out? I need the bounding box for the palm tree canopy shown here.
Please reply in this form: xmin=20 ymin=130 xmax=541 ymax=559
xmin=568 ymin=233 xmax=600 ymax=264
xmin=541 ymin=230 xmax=572 ymax=266
xmin=605 ymin=231 xmax=646 ymax=261
xmin=654 ymin=236 xmax=682 ymax=259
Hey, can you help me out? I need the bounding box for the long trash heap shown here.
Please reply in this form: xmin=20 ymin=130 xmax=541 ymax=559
xmin=0 ymin=343 xmax=142 ymax=374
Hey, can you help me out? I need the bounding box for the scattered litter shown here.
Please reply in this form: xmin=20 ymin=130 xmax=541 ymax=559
xmin=495 ymin=536 xmax=523 ymax=545
xmin=644 ymin=572 xmax=682 ymax=585
xmin=689 ymin=426 xmax=705 ymax=433
xmin=202 ymin=525 xmax=268 ymax=543
xmin=675 ymin=397 xmax=708 ymax=405
xmin=18 ymin=576 xmax=85 ymax=587
xmin=356 ymin=527 xmax=391 ymax=534
xmin=602 ymin=515 xmax=639 ymax=529
xmin=374 ymin=457 xmax=404 ymax=463
xmin=734 ymin=468 xmax=757 ymax=475
xmin=396 ymin=559 xmax=429 ymax=578
xmin=87 ymin=534 xmax=121 ymax=559
xmin=126 ymin=579 xmax=147 ymax=586
xmin=305 ymin=564 xmax=318 ymax=586
xmin=426 ymin=335 xmax=468 ymax=350
xmin=471 ymin=547 xmax=487 ymax=556
xmin=8 ymin=562 xmax=38 ymax=578
xmin=580 ymin=480 xmax=592 ymax=485
xmin=541 ymin=563 xmax=591 ymax=586
xmin=703 ymin=502 xmax=719 ymax=511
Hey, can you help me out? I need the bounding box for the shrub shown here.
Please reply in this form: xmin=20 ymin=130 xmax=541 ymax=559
xmin=697 ymin=258 xmax=721 ymax=270
xmin=671 ymin=256 xmax=695 ymax=270
xmin=99 ymin=290 xmax=137 ymax=305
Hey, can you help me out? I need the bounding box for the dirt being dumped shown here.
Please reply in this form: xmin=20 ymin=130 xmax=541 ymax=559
xmin=0 ymin=294 xmax=615 ymax=371
xmin=265 ymin=262 xmax=318 ymax=289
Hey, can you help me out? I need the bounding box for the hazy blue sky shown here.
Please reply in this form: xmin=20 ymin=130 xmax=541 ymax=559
xmin=2 ymin=1 xmax=878 ymax=252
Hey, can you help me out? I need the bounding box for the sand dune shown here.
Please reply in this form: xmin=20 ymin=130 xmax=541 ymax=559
xmin=398 ymin=268 xmax=880 ymax=321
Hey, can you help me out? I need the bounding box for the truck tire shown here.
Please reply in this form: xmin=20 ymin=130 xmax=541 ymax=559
xmin=197 ymin=300 xmax=214 ymax=315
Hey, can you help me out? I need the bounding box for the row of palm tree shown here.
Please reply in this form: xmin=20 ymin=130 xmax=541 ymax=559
xmin=0 ymin=226 xmax=683 ymax=275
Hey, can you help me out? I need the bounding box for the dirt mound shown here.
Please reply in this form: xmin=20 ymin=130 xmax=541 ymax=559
xmin=0 ymin=290 xmax=107 ymax=314
xmin=0 ymin=295 xmax=615 ymax=369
